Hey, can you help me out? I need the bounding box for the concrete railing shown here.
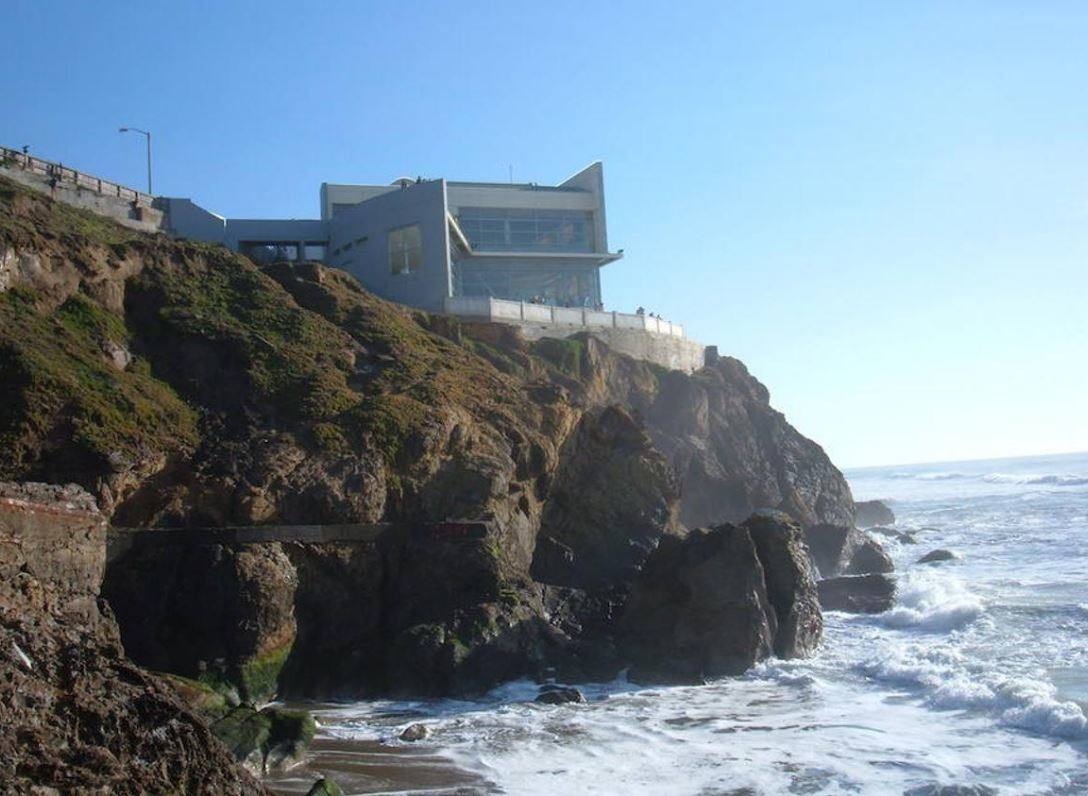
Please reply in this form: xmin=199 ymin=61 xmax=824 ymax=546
xmin=1 ymin=145 xmax=154 ymax=206
xmin=445 ymin=295 xmax=685 ymax=338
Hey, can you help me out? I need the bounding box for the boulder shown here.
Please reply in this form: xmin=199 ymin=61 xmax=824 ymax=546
xmin=917 ymin=549 xmax=958 ymax=564
xmin=619 ymin=517 xmax=822 ymax=684
xmin=261 ymin=706 xmax=316 ymax=772
xmin=854 ymin=500 xmax=895 ymax=527
xmin=209 ymin=705 xmax=315 ymax=774
xmin=399 ymin=723 xmax=429 ymax=741
xmin=817 ymin=574 xmax=896 ymax=614
xmin=103 ymin=541 xmax=298 ymax=703
xmin=209 ymin=706 xmax=272 ymax=773
xmin=535 ymin=685 xmax=586 ymax=705
xmin=306 ymin=778 xmax=345 ymax=796
xmin=805 ymin=524 xmax=894 ymax=578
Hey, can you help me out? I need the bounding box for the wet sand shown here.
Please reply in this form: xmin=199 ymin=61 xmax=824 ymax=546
xmin=263 ymin=712 xmax=494 ymax=795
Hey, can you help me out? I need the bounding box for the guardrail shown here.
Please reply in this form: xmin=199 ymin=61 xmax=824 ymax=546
xmin=446 ymin=295 xmax=684 ymax=338
xmin=1 ymin=145 xmax=154 ymax=206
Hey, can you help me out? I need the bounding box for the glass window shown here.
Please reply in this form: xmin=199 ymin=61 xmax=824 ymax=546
xmin=388 ymin=224 xmax=423 ymax=274
xmin=456 ymin=208 xmax=594 ymax=252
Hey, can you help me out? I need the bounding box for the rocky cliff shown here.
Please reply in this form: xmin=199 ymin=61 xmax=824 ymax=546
xmin=0 ymin=174 xmax=856 ymax=701
xmin=0 ymin=482 xmax=266 ymax=794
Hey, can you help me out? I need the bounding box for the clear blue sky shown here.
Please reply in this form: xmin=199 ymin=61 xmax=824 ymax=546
xmin=4 ymin=1 xmax=1086 ymax=467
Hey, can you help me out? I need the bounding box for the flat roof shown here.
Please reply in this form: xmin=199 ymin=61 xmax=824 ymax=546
xmin=446 ymin=181 xmax=584 ymax=192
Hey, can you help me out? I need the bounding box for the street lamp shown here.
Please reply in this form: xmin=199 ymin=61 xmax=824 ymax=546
xmin=119 ymin=127 xmax=152 ymax=194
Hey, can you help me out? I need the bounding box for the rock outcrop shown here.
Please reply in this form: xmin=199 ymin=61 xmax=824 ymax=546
xmin=1 ymin=176 xmax=853 ymax=703
xmin=817 ymin=574 xmax=897 ymax=614
xmin=805 ymin=523 xmax=894 ymax=578
xmin=619 ymin=516 xmax=821 ymax=684
xmin=0 ymin=482 xmax=265 ymax=794
xmin=918 ymin=549 xmax=958 ymax=564
xmin=854 ymin=499 xmax=895 ymax=527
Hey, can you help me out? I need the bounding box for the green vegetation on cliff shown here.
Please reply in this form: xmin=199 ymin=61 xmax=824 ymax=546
xmin=0 ymin=286 xmax=198 ymax=480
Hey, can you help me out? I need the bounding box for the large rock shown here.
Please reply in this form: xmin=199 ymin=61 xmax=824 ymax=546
xmin=531 ymin=405 xmax=681 ymax=589
xmin=918 ymin=549 xmax=958 ymax=564
xmin=634 ymin=357 xmax=857 ymax=528
xmin=854 ymin=499 xmax=895 ymax=527
xmin=0 ymin=482 xmax=265 ymax=794
xmin=817 ymin=574 xmax=896 ymax=614
xmin=805 ymin=524 xmax=894 ymax=578
xmin=743 ymin=515 xmax=823 ymax=658
xmin=619 ymin=517 xmax=822 ymax=684
xmin=104 ymin=540 xmax=298 ymax=703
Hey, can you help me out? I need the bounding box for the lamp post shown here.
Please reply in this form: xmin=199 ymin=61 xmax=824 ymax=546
xmin=118 ymin=127 xmax=152 ymax=194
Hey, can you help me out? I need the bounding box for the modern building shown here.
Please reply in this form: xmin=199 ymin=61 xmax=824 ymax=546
xmin=2 ymin=146 xmax=707 ymax=372
xmin=161 ymin=162 xmax=623 ymax=313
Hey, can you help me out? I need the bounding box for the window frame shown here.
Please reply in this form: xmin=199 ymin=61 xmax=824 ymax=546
xmin=388 ymin=223 xmax=423 ymax=275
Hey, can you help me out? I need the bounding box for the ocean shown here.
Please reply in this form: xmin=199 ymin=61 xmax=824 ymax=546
xmin=268 ymin=451 xmax=1088 ymax=795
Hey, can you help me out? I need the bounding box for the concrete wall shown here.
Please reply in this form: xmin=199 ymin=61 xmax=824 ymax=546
xmin=327 ymin=179 xmax=452 ymax=312
xmin=224 ymin=218 xmax=329 ymax=250
xmin=1 ymin=164 xmax=165 ymax=233
xmin=321 ymin=183 xmax=399 ymax=220
xmin=160 ymin=197 xmax=227 ymax=241
xmin=559 ymin=161 xmax=608 ymax=252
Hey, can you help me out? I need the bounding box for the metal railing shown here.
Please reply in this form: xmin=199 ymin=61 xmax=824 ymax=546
xmin=445 ymin=295 xmax=685 ymax=338
xmin=1 ymin=145 xmax=155 ymax=206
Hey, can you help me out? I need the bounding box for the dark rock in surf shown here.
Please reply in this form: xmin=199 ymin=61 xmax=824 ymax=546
xmin=805 ymin=524 xmax=894 ymax=578
xmin=535 ymin=685 xmax=586 ymax=704
xmin=869 ymin=526 xmax=916 ymax=544
xmin=744 ymin=515 xmax=823 ymax=658
xmin=817 ymin=574 xmax=896 ymax=614
xmin=917 ymin=549 xmax=958 ymax=564
xmin=854 ymin=500 xmax=895 ymax=527
xmin=399 ymin=723 xmax=429 ymax=741
xmin=619 ymin=517 xmax=822 ymax=684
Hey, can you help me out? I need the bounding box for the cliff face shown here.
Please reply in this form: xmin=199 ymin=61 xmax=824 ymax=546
xmin=0 ymin=482 xmax=265 ymax=794
xmin=0 ymin=175 xmax=855 ymax=699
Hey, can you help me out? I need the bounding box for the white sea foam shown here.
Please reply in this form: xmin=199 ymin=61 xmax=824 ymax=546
xmin=983 ymin=472 xmax=1088 ymax=486
xmin=876 ymin=570 xmax=984 ymax=631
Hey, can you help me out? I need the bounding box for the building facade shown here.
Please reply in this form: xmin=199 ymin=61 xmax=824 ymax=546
xmin=162 ymin=162 xmax=623 ymax=313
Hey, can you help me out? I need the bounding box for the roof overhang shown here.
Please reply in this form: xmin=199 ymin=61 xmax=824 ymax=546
xmin=463 ymin=250 xmax=623 ymax=266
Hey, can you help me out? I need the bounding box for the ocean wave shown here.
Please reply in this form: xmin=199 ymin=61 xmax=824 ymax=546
xmin=982 ymin=473 xmax=1088 ymax=486
xmin=875 ymin=571 xmax=984 ymax=632
xmin=858 ymin=653 xmax=1088 ymax=740
xmin=888 ymin=471 xmax=968 ymax=481
xmin=884 ymin=471 xmax=1087 ymax=486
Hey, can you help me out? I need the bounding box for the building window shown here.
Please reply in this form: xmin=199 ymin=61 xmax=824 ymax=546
xmin=457 ymin=208 xmax=594 ymax=252
xmin=389 ymin=224 xmax=422 ymax=274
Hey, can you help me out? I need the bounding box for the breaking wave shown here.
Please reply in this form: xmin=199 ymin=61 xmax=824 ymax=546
xmin=887 ymin=471 xmax=1087 ymax=486
xmin=875 ymin=570 xmax=984 ymax=632
xmin=982 ymin=473 xmax=1088 ymax=486
xmin=859 ymin=651 xmax=1088 ymax=740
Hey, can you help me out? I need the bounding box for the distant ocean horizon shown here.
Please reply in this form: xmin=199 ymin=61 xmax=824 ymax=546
xmin=846 ymin=448 xmax=1088 ymax=474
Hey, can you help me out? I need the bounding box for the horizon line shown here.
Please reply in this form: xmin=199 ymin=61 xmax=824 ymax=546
xmin=843 ymin=448 xmax=1088 ymax=473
